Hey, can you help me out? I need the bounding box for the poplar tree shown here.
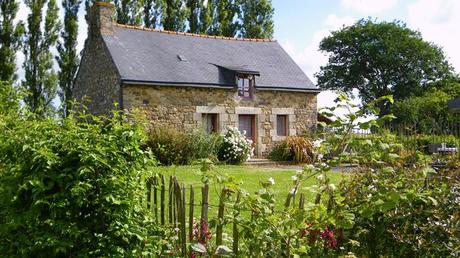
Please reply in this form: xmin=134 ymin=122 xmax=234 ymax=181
xmin=186 ymin=0 xmax=200 ymax=33
xmin=57 ymin=0 xmax=81 ymax=117
xmin=114 ymin=0 xmax=142 ymax=25
xmin=161 ymin=0 xmax=186 ymax=31
xmin=0 ymin=0 xmax=24 ymax=83
xmin=144 ymin=0 xmax=160 ymax=28
xmin=199 ymin=0 xmax=212 ymax=34
xmin=239 ymin=0 xmax=274 ymax=39
xmin=210 ymin=0 xmax=238 ymax=37
xmin=22 ymin=0 xmax=61 ymax=115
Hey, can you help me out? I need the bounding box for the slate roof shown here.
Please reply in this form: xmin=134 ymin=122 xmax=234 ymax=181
xmin=103 ymin=24 xmax=319 ymax=92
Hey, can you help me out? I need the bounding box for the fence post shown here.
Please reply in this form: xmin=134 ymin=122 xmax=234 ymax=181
xmin=233 ymin=192 xmax=241 ymax=256
xmin=188 ymin=185 xmax=194 ymax=242
xmin=160 ymin=174 xmax=165 ymax=225
xmin=153 ymin=176 xmax=158 ymax=222
xmin=216 ymin=187 xmax=226 ymax=246
xmin=298 ymin=193 xmax=305 ymax=210
xmin=200 ymin=184 xmax=209 ymax=244
xmin=168 ymin=176 xmax=173 ymax=224
xmin=181 ymin=184 xmax=187 ymax=257
xmin=146 ymin=177 xmax=152 ymax=210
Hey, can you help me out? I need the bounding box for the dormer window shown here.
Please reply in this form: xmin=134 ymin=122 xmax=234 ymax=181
xmin=237 ymin=75 xmax=253 ymax=99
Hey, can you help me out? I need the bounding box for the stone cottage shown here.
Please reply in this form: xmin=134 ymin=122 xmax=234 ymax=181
xmin=74 ymin=2 xmax=320 ymax=156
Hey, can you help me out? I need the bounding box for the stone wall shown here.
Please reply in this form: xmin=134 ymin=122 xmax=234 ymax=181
xmin=123 ymin=85 xmax=317 ymax=156
xmin=73 ymin=3 xmax=120 ymax=115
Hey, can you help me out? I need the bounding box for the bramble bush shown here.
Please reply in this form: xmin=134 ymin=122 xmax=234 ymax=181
xmin=0 ymin=110 xmax=161 ymax=256
xmin=217 ymin=126 xmax=253 ymax=164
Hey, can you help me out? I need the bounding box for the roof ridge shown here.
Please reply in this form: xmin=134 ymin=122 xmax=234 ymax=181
xmin=113 ymin=23 xmax=277 ymax=42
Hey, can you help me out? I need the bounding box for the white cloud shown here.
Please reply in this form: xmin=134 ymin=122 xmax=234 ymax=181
xmin=341 ymin=0 xmax=398 ymax=14
xmin=407 ymin=0 xmax=460 ymax=72
xmin=281 ymin=14 xmax=356 ymax=108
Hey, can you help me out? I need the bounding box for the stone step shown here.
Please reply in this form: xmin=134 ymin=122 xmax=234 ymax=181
xmin=244 ymin=158 xmax=287 ymax=166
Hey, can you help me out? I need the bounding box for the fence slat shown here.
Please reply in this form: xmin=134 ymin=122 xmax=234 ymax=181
xmin=153 ymin=176 xmax=158 ymax=222
xmin=233 ymin=192 xmax=241 ymax=256
xmin=200 ymin=184 xmax=209 ymax=244
xmin=160 ymin=174 xmax=165 ymax=225
xmin=216 ymin=187 xmax=226 ymax=246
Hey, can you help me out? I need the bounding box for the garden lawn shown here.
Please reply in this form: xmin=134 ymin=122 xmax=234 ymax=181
xmin=150 ymin=165 xmax=346 ymax=211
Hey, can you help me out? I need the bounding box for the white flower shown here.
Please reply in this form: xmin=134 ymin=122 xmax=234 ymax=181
xmin=290 ymin=188 xmax=297 ymax=194
xmin=291 ymin=175 xmax=298 ymax=182
xmin=296 ymin=170 xmax=303 ymax=176
xmin=317 ymin=153 xmax=324 ymax=160
xmin=316 ymin=174 xmax=324 ymax=181
xmin=313 ymin=139 xmax=323 ymax=148
xmin=268 ymin=177 xmax=275 ymax=185
xmin=329 ymin=184 xmax=336 ymax=191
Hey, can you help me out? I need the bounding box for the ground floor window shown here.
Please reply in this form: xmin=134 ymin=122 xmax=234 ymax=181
xmin=202 ymin=113 xmax=218 ymax=133
xmin=277 ymin=115 xmax=288 ymax=136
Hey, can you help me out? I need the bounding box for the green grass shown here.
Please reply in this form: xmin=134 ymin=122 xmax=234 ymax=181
xmin=150 ymin=165 xmax=346 ymax=211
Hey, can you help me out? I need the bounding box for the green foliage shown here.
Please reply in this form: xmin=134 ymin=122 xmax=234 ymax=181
xmin=340 ymin=167 xmax=459 ymax=257
xmin=238 ymin=0 xmax=274 ymax=39
xmin=22 ymin=0 xmax=61 ymax=116
xmin=114 ymin=0 xmax=143 ymax=25
xmin=147 ymin=127 xmax=222 ymax=165
xmin=57 ymin=0 xmax=81 ymax=117
xmin=316 ymin=18 xmax=452 ymax=116
xmin=392 ymin=78 xmax=460 ymax=132
xmin=268 ymin=136 xmax=316 ymax=164
xmin=0 ymin=111 xmax=159 ymax=256
xmin=0 ymin=0 xmax=24 ymax=82
xmin=143 ymin=0 xmax=160 ymax=28
xmin=0 ymin=81 xmax=22 ymax=115
xmin=209 ymin=0 xmax=239 ymax=37
xmin=217 ymin=126 xmax=252 ymax=164
xmin=161 ymin=0 xmax=187 ymax=31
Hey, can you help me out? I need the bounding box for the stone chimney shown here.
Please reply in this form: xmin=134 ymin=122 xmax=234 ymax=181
xmin=89 ymin=2 xmax=115 ymax=38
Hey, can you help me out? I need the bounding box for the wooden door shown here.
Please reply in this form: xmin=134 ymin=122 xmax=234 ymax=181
xmin=238 ymin=115 xmax=255 ymax=143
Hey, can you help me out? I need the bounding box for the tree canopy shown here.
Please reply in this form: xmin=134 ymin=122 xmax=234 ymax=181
xmin=316 ymin=18 xmax=453 ymax=116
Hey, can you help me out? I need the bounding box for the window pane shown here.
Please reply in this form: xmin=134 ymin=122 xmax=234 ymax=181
xmin=277 ymin=115 xmax=287 ymax=136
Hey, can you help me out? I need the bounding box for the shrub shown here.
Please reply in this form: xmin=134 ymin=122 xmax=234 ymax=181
xmin=147 ymin=127 xmax=191 ymax=165
xmin=147 ymin=127 xmax=222 ymax=165
xmin=268 ymin=136 xmax=315 ymax=164
xmin=0 ymin=111 xmax=159 ymax=256
xmin=339 ymin=166 xmax=459 ymax=257
xmin=217 ymin=127 xmax=252 ymax=164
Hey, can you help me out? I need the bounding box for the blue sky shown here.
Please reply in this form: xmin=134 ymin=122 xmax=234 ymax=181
xmin=270 ymin=0 xmax=460 ymax=107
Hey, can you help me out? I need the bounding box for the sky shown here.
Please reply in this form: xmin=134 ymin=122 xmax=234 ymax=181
xmin=15 ymin=0 xmax=460 ymax=109
xmin=272 ymin=0 xmax=460 ymax=108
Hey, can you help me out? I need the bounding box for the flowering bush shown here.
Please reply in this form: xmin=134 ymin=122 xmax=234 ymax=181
xmin=218 ymin=126 xmax=253 ymax=164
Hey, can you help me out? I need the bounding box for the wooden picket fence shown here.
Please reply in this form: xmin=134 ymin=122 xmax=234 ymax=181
xmin=145 ymin=174 xmax=306 ymax=257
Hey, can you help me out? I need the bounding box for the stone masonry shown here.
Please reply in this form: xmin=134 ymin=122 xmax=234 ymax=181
xmin=123 ymin=85 xmax=317 ymax=156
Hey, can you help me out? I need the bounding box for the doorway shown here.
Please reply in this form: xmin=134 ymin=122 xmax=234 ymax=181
xmin=238 ymin=115 xmax=256 ymax=155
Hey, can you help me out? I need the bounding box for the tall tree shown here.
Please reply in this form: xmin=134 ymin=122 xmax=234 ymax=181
xmin=238 ymin=0 xmax=274 ymax=39
xmin=0 ymin=0 xmax=24 ymax=82
xmin=114 ymin=0 xmax=142 ymax=25
xmin=57 ymin=0 xmax=81 ymax=117
xmin=161 ymin=0 xmax=186 ymax=31
xmin=144 ymin=0 xmax=160 ymax=28
xmin=316 ymin=19 xmax=452 ymax=116
xmin=210 ymin=0 xmax=238 ymax=37
xmin=186 ymin=0 xmax=200 ymax=33
xmin=22 ymin=0 xmax=61 ymax=115
xmin=199 ymin=0 xmax=212 ymax=34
